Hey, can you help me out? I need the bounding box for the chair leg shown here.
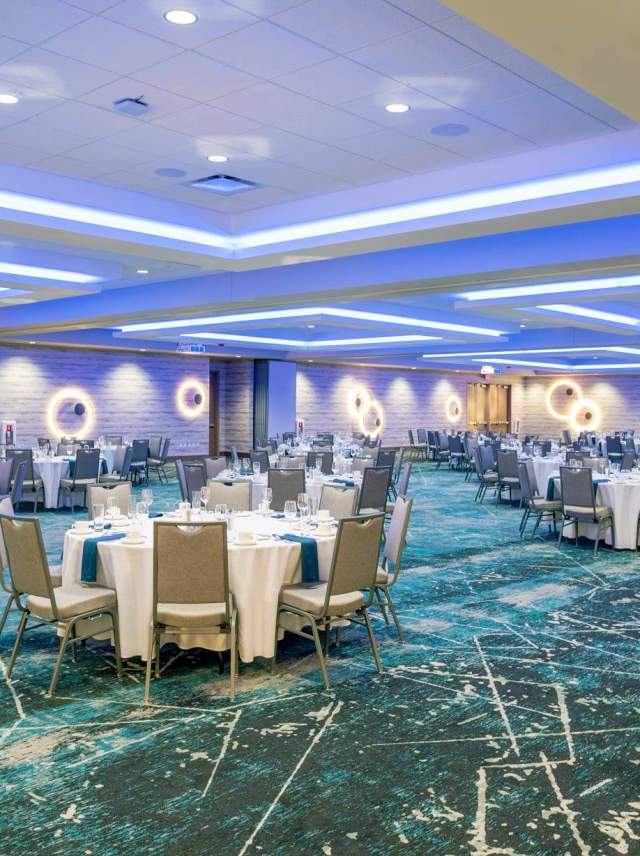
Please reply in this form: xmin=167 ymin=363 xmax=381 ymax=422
xmin=557 ymin=517 xmax=566 ymax=548
xmin=144 ymin=626 xmax=155 ymax=703
xmin=362 ymin=608 xmax=382 ymax=674
xmin=46 ymin=621 xmax=73 ymax=699
xmin=70 ymin=623 xmax=78 ymax=662
xmin=0 ymin=593 xmax=15 ymax=634
xmin=270 ymin=610 xmax=281 ymax=673
xmin=229 ymin=610 xmax=238 ymax=700
xmin=382 ymin=587 xmax=404 ymax=644
xmin=309 ymin=619 xmax=330 ymax=690
xmin=110 ymin=610 xmax=123 ymax=678
xmin=6 ymin=610 xmax=28 ymax=678
xmin=530 ymin=513 xmax=543 ymax=540
xmin=374 ymin=587 xmax=390 ymax=625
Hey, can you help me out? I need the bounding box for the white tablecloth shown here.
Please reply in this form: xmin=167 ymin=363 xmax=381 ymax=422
xmin=34 ymin=448 xmax=118 ymax=508
xmin=553 ymin=473 xmax=640 ymax=550
xmin=61 ymin=514 xmax=336 ymax=662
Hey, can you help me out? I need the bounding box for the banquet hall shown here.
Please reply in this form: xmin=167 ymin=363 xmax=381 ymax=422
xmin=1 ymin=2 xmax=640 ymax=854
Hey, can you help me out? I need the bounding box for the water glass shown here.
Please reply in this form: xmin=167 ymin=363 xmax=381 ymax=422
xmin=93 ymin=504 xmax=105 ymax=531
xmin=192 ymin=492 xmax=201 ymax=513
xmin=253 ymin=462 xmax=261 ymax=477
xmin=297 ymin=492 xmax=309 ymax=518
xmin=200 ymin=486 xmax=209 ymax=515
xmin=136 ymin=500 xmax=149 ymax=520
xmin=263 ymin=487 xmax=272 ymax=511
xmin=142 ymin=488 xmax=153 ymax=509
xmin=315 ymin=458 xmax=322 ymax=475
xmin=284 ymin=500 xmax=297 ymax=520
xmin=215 ymin=503 xmax=227 ymax=519
xmin=106 ymin=495 xmax=119 ymax=519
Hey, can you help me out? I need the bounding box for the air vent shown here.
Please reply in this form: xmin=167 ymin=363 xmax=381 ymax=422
xmin=189 ymin=174 xmax=259 ymax=196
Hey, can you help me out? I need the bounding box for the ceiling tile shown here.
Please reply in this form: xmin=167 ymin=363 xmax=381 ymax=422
xmin=218 ymin=156 xmax=351 ymax=194
xmin=198 ymin=20 xmax=334 ymax=78
xmin=41 ymin=16 xmax=183 ymax=74
xmin=33 ymin=153 xmax=109 ymax=178
xmin=106 ymin=122 xmax=194 ymax=155
xmin=349 ymin=25 xmax=480 ymax=83
xmin=60 ymin=0 xmax=122 ymax=10
xmin=281 ymin=139 xmax=409 ymax=183
xmin=153 ymin=103 xmax=263 ymax=136
xmin=0 ymin=35 xmax=30 ymax=63
xmin=337 ymin=128 xmax=466 ymax=172
xmin=341 ymin=85 xmax=449 ymax=130
xmin=133 ymin=51 xmax=258 ymax=102
xmin=0 ymin=47 xmax=118 ymax=98
xmin=224 ymin=0 xmax=307 ymax=14
xmin=433 ymin=13 xmax=512 ymax=57
xmin=64 ymin=138 xmax=151 ymax=170
xmin=198 ymin=126 xmax=315 ymax=160
xmin=35 ymin=99 xmax=136 ymax=136
xmin=275 ymin=104 xmax=382 ymax=143
xmin=0 ymin=78 xmax=63 ymax=127
xmin=104 ymin=0 xmax=257 ymax=48
xmin=383 ymin=0 xmax=455 ymax=24
xmin=273 ymin=0 xmax=420 ymax=53
xmin=213 ymin=82 xmax=319 ymax=125
xmin=0 ymin=140 xmax=48 ymax=165
xmin=0 ymin=1 xmax=90 ymax=45
xmin=0 ymin=119 xmax=92 ymax=154
xmin=274 ymin=57 xmax=399 ymax=105
xmin=79 ymin=76 xmax=198 ymax=120
xmin=546 ymin=79 xmax=637 ymax=131
xmin=410 ymin=60 xmax=538 ymax=111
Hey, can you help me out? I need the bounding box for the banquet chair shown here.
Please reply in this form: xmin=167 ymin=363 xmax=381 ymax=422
xmin=0 ymin=514 xmax=122 ymax=698
xmin=59 ymin=448 xmax=100 ymax=512
xmin=386 ymin=463 xmax=412 ymax=515
xmin=273 ymin=513 xmax=385 ymax=690
xmin=148 ymin=436 xmax=162 ymax=460
xmin=557 ymin=466 xmax=614 ymax=556
xmin=175 ymin=459 xmax=189 ymax=501
xmin=517 ymin=461 xmax=560 ymax=540
xmin=412 ymin=429 xmax=428 ymax=461
xmin=250 ymin=450 xmax=270 ymax=474
xmin=357 ymin=466 xmax=391 ymax=514
xmin=621 ymin=450 xmax=636 ymax=471
xmin=606 ymin=436 xmax=623 ymax=463
xmin=496 ymin=450 xmax=520 ymax=504
xmin=7 ymin=449 xmax=44 ymax=513
xmin=350 ymin=457 xmax=374 ymax=475
xmin=268 ymin=468 xmax=305 ymax=512
xmin=307 ymin=451 xmax=333 ymax=475
xmin=148 ymin=439 xmax=171 ymax=483
xmin=87 ymin=483 xmax=133 ymax=519
xmin=205 ymin=456 xmax=227 ymax=480
xmin=280 ymin=455 xmax=307 ymax=470
xmin=0 ymin=460 xmax=13 ymax=499
xmin=447 ymin=436 xmax=465 ymax=470
xmin=129 ymin=439 xmax=149 ymax=485
xmin=37 ymin=437 xmax=51 ymax=453
xmin=101 ymin=445 xmax=133 ymax=485
xmin=319 ymin=484 xmax=357 ymax=519
xmin=207 ymin=480 xmax=252 ymax=512
xmin=184 ymin=463 xmax=206 ymax=502
xmin=104 ymin=435 xmax=123 ymax=445
xmin=57 ymin=442 xmax=80 ymax=456
xmin=145 ymin=521 xmax=237 ymax=702
xmin=373 ymin=496 xmax=413 ymax=642
xmin=473 ymin=448 xmax=498 ymax=503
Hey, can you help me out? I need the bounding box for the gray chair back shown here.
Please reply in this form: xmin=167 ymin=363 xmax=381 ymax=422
xmin=148 ymin=436 xmax=162 ymax=459
xmin=559 ymin=466 xmax=596 ymax=519
xmin=205 ymin=456 xmax=227 ymax=479
xmin=87 ymin=483 xmax=133 ymax=518
xmin=376 ymin=449 xmax=396 ymax=470
xmin=207 ymin=480 xmax=251 ymax=511
xmin=357 ymin=466 xmax=390 ymax=513
xmin=7 ymin=449 xmax=35 ymax=482
xmin=479 ymin=444 xmax=496 ymax=471
xmin=281 ymin=455 xmax=306 ymax=469
xmin=175 ymin=459 xmax=188 ymax=501
xmin=184 ymin=463 xmax=206 ymax=500
xmin=11 ymin=462 xmax=25 ymax=507
xmin=268 ymin=468 xmax=305 ymax=512
xmin=250 ymin=450 xmax=270 ymax=473
xmin=0 ymin=496 xmax=13 ymax=570
xmin=496 ymin=449 xmax=519 ymax=481
xmin=325 ymin=514 xmax=384 ymax=604
xmin=0 ymin=515 xmax=55 ymax=606
xmin=131 ymin=440 xmax=149 ymax=465
xmin=307 ymin=451 xmax=333 ymax=475
xmin=0 ymin=460 xmax=12 ymax=495
xmin=397 ymin=462 xmax=412 ymax=496
xmin=153 ymin=521 xmax=230 ymax=624
xmin=74 ymin=449 xmax=101 ymax=481
xmin=111 ymin=445 xmax=126 ymax=475
xmin=383 ymin=496 xmax=413 ymax=583
xmin=319 ymin=484 xmax=357 ymax=519
xmin=57 ymin=442 xmax=79 ymax=456
xmin=159 ymin=438 xmax=171 ymax=461
xmin=517 ymin=462 xmax=535 ymax=504
xmin=119 ymin=446 xmax=134 ymax=479
xmin=350 ymin=457 xmax=374 ymax=475
xmin=622 ymin=451 xmax=635 ymax=471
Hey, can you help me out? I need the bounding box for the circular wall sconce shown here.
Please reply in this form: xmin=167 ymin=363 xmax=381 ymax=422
xmin=47 ymin=387 xmax=95 ymax=440
xmin=361 ymin=399 xmax=384 ymax=438
xmin=446 ymin=395 xmax=462 ymax=423
xmin=545 ymin=379 xmax=583 ymax=422
xmin=349 ymin=386 xmax=371 ymax=421
xmin=569 ymin=397 xmax=601 ymax=433
xmin=176 ymin=379 xmax=207 ymax=419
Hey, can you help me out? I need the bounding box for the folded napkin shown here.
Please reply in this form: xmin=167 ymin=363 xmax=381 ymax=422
xmin=81 ymin=533 xmax=126 ymax=583
xmin=332 ymin=478 xmax=355 ymax=487
xmin=148 ymin=511 xmax=163 ymax=518
xmin=271 ymin=513 xmax=285 ymax=519
xmin=281 ymin=533 xmax=320 ymax=583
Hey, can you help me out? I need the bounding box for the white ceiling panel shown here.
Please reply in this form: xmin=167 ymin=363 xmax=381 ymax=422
xmin=0 ymin=0 xmax=90 ymax=45
xmin=199 ymin=20 xmax=334 ymax=78
xmin=0 ymin=79 xmax=63 ymax=128
xmin=274 ymin=57 xmax=399 ymax=105
xmin=280 ymin=137 xmax=408 ymax=183
xmin=199 ymin=126 xmax=315 ymax=161
xmin=272 ymin=0 xmax=421 ymax=53
xmin=337 ymin=128 xmax=466 ymax=172
xmin=545 ymin=78 xmax=636 ymax=130
xmin=104 ymin=0 xmax=257 ymax=47
xmin=106 ymin=122 xmax=195 ymax=156
xmin=79 ymin=76 xmax=198 ymax=120
xmin=349 ymin=25 xmax=481 ymax=83
xmin=64 ymin=138 xmax=151 ymax=170
xmin=225 ymin=0 xmax=309 ymax=15
xmin=0 ymin=47 xmax=118 ymax=98
xmin=213 ymin=82 xmax=321 ymax=125
xmin=0 ymin=140 xmax=48 ymax=165
xmin=32 ymin=153 xmax=110 ymax=178
xmin=0 ymin=119 xmax=92 ymax=154
xmin=410 ymin=60 xmax=538 ymax=110
xmin=153 ymin=103 xmax=263 ymax=137
xmin=133 ymin=51 xmax=259 ymax=103
xmin=433 ymin=13 xmax=511 ymax=58
xmin=384 ymin=0 xmax=456 ymax=25
xmin=35 ymin=99 xmax=136 ymax=136
xmin=41 ymin=16 xmax=183 ymax=74
xmin=274 ymin=102 xmax=383 ymax=143
xmin=0 ymin=35 xmax=30 ymax=64
xmin=59 ymin=0 xmax=121 ymax=11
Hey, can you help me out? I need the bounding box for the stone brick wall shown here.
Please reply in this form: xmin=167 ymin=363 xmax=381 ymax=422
xmin=218 ymin=358 xmax=254 ymax=450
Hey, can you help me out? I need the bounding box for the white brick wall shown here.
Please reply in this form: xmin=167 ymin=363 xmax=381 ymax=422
xmin=218 ymin=358 xmax=254 ymax=450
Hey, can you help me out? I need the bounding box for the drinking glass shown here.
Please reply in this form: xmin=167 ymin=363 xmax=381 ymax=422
xmin=142 ymin=488 xmax=153 ymax=510
xmin=92 ymin=504 xmax=105 ymax=531
xmin=136 ymin=500 xmax=148 ymax=519
xmin=192 ymin=492 xmax=201 ymax=514
xmin=200 ymin=486 xmax=209 ymax=515
xmin=297 ymin=492 xmax=309 ymax=518
xmin=315 ymin=458 xmax=322 ymax=475
xmin=308 ymin=495 xmax=319 ymax=523
xmin=284 ymin=500 xmax=297 ymax=520
xmin=253 ymin=462 xmax=261 ymax=478
xmin=106 ymin=495 xmax=119 ymax=519
xmin=215 ymin=503 xmax=227 ymax=519
xmin=128 ymin=497 xmax=137 ymax=520
xmin=263 ymin=487 xmax=272 ymax=511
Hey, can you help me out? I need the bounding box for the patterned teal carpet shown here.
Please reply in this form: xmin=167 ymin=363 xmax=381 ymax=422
xmin=2 ymin=464 xmax=640 ymax=855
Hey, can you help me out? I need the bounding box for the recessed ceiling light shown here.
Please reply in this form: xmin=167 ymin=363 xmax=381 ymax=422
xmin=207 ymin=154 xmax=228 ymax=163
xmin=431 ymin=123 xmax=469 ymax=136
xmin=164 ymin=9 xmax=197 ymax=24
xmin=385 ymin=103 xmax=410 ymax=113
xmin=411 ymin=367 xmax=417 ymax=370
xmin=29 ymin=341 xmax=36 ymax=345
xmin=307 ymin=324 xmax=315 ymax=329
xmin=139 ymin=348 xmax=147 ymax=352
xmin=0 ymin=94 xmax=18 ymax=105
xmin=136 ymin=268 xmax=149 ymax=274
xmin=520 ymin=324 xmax=526 ymax=328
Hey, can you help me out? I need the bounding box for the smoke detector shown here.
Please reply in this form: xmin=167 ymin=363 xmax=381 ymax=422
xmin=113 ymin=96 xmax=149 ymax=117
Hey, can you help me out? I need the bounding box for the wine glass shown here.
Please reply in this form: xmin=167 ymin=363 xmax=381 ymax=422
xmin=263 ymin=487 xmax=273 ymax=512
xmin=297 ymin=492 xmax=309 ymax=519
xmin=284 ymin=500 xmax=297 ymax=520
xmin=106 ymin=494 xmax=119 ymax=519
xmin=141 ymin=488 xmax=153 ymax=511
xmin=252 ymin=461 xmax=261 ymax=478
xmin=200 ymin=486 xmax=209 ymax=515
xmin=191 ymin=492 xmax=201 ymax=514
xmin=92 ymin=504 xmax=105 ymax=531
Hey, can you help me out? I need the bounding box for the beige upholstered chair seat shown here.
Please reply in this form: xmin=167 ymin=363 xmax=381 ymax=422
xmin=565 ymin=504 xmax=612 ymax=521
xmin=27 ymin=584 xmax=116 ymax=620
xmin=280 ymin=582 xmax=363 ymax=617
xmin=501 ymin=476 xmax=520 ymax=485
xmin=531 ymin=498 xmax=561 ymax=512
xmin=157 ymin=601 xmax=230 ymax=628
xmin=21 ymin=478 xmax=43 ymax=488
xmin=60 ymin=477 xmax=96 ymax=487
xmin=482 ymin=472 xmax=498 ymax=481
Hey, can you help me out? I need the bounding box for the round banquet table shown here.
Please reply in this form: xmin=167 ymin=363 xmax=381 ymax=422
xmin=552 ymin=472 xmax=640 ymax=550
xmin=209 ymin=472 xmax=360 ymax=511
xmin=61 ymin=513 xmax=337 ymax=662
xmin=34 ymin=449 xmax=116 ymax=509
